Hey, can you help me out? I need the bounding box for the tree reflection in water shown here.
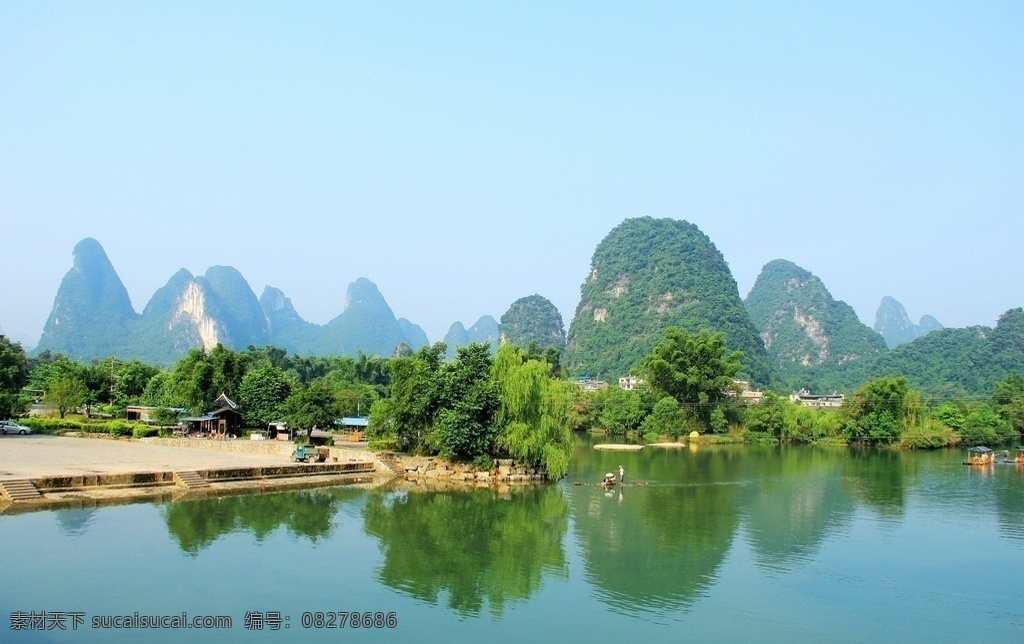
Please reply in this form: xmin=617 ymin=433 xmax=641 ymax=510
xmin=162 ymin=488 xmax=359 ymax=555
xmin=362 ymin=485 xmax=569 ymax=618
xmin=571 ymin=481 xmax=740 ymax=617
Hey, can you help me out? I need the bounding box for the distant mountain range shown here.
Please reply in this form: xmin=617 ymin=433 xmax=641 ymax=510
xmin=873 ymin=296 xmax=944 ymax=348
xmin=35 ymin=238 xmax=561 ymax=366
xmin=31 ymin=228 xmax=1022 ymax=399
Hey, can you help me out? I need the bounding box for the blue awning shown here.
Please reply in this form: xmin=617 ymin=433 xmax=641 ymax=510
xmin=336 ymin=417 xmax=369 ymax=427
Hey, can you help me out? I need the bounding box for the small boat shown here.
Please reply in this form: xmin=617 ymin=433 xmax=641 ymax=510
xmin=1015 ymin=448 xmax=1024 ymax=466
xmin=964 ymin=446 xmax=995 ymax=466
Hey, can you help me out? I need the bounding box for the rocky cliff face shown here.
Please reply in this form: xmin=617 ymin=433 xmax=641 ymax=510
xmin=136 ymin=267 xmax=271 ymax=364
xmin=564 ymin=217 xmax=772 ymax=384
xmin=201 ymin=266 xmax=269 ymax=349
xmin=874 ymin=296 xmax=943 ymax=348
xmin=169 ymin=279 xmax=224 ymax=350
xmin=745 ymin=259 xmax=886 ymax=386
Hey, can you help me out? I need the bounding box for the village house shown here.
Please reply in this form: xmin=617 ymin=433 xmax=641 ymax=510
xmin=180 ymin=393 xmax=244 ymax=436
xmin=790 ymin=389 xmax=845 ymax=408
xmin=573 ymin=376 xmax=609 ymax=392
xmin=125 ymin=405 xmax=186 ymax=423
xmin=730 ymin=379 xmax=765 ymax=404
xmin=618 ymin=376 xmax=643 ymax=391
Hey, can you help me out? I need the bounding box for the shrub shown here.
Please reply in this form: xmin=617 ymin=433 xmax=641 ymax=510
xmin=132 ymin=425 xmax=159 ymax=439
xmin=20 ymin=417 xmax=83 ymax=433
xmin=899 ymin=420 xmax=961 ymax=449
xmin=107 ymin=421 xmax=134 ymax=437
xmin=743 ymin=430 xmax=779 ymax=445
xmin=367 ymin=437 xmax=401 ymax=452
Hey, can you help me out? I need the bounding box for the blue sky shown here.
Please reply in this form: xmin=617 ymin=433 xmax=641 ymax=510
xmin=2 ymin=2 xmax=1021 ymax=348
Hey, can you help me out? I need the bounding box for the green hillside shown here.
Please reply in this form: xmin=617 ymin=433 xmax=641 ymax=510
xmin=564 ymin=217 xmax=773 ymax=385
xmin=745 ymin=259 xmax=887 ymax=390
xmin=499 ymin=295 xmax=566 ymax=351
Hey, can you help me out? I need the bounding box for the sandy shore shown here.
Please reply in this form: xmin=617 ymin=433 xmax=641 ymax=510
xmin=0 ymin=434 xmax=386 ymax=511
xmin=0 ymin=434 xmax=295 ymax=479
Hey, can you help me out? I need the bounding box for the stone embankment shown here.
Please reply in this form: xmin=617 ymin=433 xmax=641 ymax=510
xmin=397 ymin=457 xmax=547 ymax=486
xmin=145 ymin=438 xmax=551 ymax=488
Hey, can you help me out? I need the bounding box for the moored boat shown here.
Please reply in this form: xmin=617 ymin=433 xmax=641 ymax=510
xmin=964 ymin=446 xmax=995 ymax=466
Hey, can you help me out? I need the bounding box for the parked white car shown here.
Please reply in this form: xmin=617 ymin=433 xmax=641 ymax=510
xmin=0 ymin=420 xmax=32 ymax=435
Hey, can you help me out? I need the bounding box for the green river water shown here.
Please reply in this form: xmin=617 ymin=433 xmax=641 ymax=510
xmin=1 ymin=437 xmax=1022 ymax=642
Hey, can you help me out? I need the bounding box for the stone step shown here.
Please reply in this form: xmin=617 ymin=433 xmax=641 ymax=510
xmin=373 ymin=455 xmax=405 ymax=478
xmin=173 ymin=471 xmax=210 ymax=489
xmin=0 ymin=479 xmax=42 ymax=501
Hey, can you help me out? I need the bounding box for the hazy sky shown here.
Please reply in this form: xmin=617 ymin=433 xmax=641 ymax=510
xmin=2 ymin=2 xmax=1021 ymax=349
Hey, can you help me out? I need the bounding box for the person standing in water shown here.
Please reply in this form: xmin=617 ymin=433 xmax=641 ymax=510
xmin=618 ymin=465 xmax=625 ymax=485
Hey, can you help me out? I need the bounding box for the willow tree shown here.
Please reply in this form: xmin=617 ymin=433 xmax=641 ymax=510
xmin=492 ymin=343 xmax=574 ymax=479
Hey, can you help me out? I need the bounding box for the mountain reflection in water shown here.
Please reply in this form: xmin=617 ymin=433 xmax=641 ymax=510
xmin=4 ymin=440 xmax=1020 ymax=641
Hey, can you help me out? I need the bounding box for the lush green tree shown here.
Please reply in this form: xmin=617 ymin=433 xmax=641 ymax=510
xmin=240 ymin=344 xmax=290 ymax=371
xmin=331 ymin=383 xmax=379 ymax=418
xmin=931 ymin=401 xmax=967 ymax=433
xmin=640 ymin=396 xmax=688 ymax=439
xmin=113 ymin=359 xmax=161 ymax=406
xmin=239 ymin=363 xmax=293 ymax=427
xmin=150 ymin=407 xmax=181 ymax=426
xmin=640 ymin=327 xmax=743 ymax=431
xmin=492 ymin=343 xmax=574 ymax=479
xmin=560 ymin=385 xmax=601 ymax=433
xmin=960 ymin=403 xmax=1013 ymax=445
xmin=166 ymin=349 xmax=215 ymax=412
xmin=598 ymin=386 xmax=645 ymax=435
xmin=429 ymin=343 xmax=499 ymax=462
xmin=0 ymin=334 xmax=28 ymax=418
xmin=161 ymin=345 xmax=248 ymax=413
xmin=368 ymin=343 xmax=445 ymax=452
xmin=28 ymin=353 xmax=83 ymax=391
xmin=284 ymin=381 xmax=340 ymax=431
xmin=140 ymin=371 xmax=172 ymax=406
xmin=79 ymin=360 xmax=116 ymax=413
xmin=208 ymin=344 xmax=246 ymax=400
xmin=744 ymin=391 xmax=787 ymax=439
xmin=45 ymin=377 xmax=86 ymax=419
xmin=842 ymin=377 xmax=912 ymax=445
xmin=784 ymin=403 xmax=844 ymax=443
xmin=991 ymin=374 xmax=1024 ymax=438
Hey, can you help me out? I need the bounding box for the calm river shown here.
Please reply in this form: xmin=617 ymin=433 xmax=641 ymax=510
xmin=1 ymin=438 xmax=1022 ymax=642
